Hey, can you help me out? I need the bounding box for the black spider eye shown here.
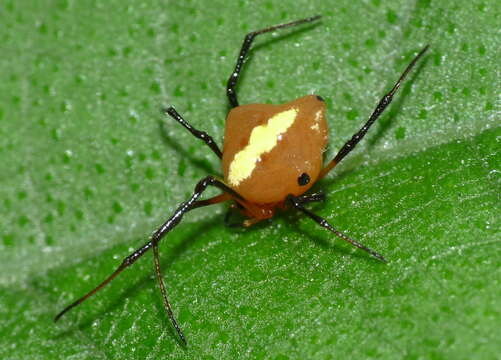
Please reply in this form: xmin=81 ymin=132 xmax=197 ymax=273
xmin=316 ymin=95 xmax=325 ymax=102
xmin=297 ymin=173 xmax=310 ymax=186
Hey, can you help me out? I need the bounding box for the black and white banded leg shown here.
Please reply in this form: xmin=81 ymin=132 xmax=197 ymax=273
xmin=287 ymin=194 xmax=387 ymax=263
xmin=226 ymin=15 xmax=322 ymax=108
xmin=55 ymin=176 xmax=245 ymax=345
xmin=320 ymin=45 xmax=429 ymax=178
xmin=164 ymin=107 xmax=222 ymax=159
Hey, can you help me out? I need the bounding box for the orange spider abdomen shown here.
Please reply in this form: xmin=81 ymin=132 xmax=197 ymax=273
xmin=222 ymin=95 xmax=328 ymax=204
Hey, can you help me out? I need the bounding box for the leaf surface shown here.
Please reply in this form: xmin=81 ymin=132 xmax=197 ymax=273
xmin=0 ymin=0 xmax=499 ymax=359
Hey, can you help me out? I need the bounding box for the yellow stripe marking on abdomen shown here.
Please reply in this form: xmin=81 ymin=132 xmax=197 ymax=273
xmin=228 ymin=108 xmax=298 ymax=186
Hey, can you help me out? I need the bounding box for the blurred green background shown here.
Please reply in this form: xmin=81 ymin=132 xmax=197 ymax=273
xmin=0 ymin=0 xmax=499 ymax=359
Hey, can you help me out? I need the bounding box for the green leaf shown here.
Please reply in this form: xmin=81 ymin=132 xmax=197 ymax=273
xmin=0 ymin=0 xmax=499 ymax=359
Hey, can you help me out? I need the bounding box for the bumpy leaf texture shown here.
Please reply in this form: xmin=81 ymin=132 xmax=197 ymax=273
xmin=0 ymin=0 xmax=499 ymax=359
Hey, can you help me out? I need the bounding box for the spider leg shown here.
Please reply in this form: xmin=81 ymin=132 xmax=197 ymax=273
xmin=164 ymin=107 xmax=222 ymax=158
xmin=152 ymin=243 xmax=186 ymax=345
xmin=55 ymin=176 xmax=245 ymax=345
xmin=295 ymin=191 xmax=326 ymax=205
xmin=287 ymin=194 xmax=387 ymax=262
xmin=191 ymin=193 xmax=232 ymax=209
xmin=320 ymin=45 xmax=429 ymax=178
xmin=226 ymin=15 xmax=322 ymax=108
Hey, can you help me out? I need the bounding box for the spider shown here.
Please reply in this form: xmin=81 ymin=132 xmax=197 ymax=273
xmin=55 ymin=15 xmax=429 ymax=345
